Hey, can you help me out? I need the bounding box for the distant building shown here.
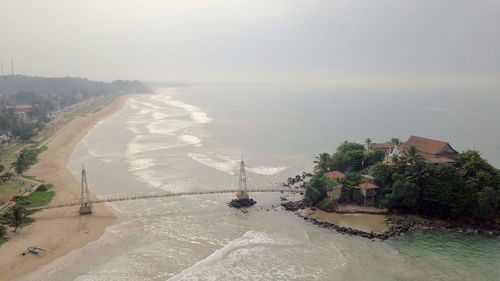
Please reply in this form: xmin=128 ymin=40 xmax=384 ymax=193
xmin=7 ymin=104 xmax=32 ymax=114
xmin=371 ymin=136 xmax=459 ymax=164
xmin=324 ymin=171 xmax=345 ymax=180
xmin=400 ymin=135 xmax=459 ymax=164
xmin=355 ymin=182 xmax=378 ymax=205
xmin=368 ymin=142 xmax=395 ymax=154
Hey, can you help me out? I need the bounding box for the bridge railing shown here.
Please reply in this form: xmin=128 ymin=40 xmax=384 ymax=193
xmin=26 ymin=188 xmax=300 ymax=211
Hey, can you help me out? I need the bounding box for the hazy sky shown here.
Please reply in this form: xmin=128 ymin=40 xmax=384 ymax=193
xmin=1 ymin=0 xmax=499 ymax=88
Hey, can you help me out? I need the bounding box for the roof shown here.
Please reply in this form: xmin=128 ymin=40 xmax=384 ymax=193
xmin=369 ymin=142 xmax=395 ymax=150
xmin=324 ymin=171 xmax=345 ymax=180
xmin=401 ymin=135 xmax=457 ymax=155
xmin=356 ymin=182 xmax=378 ymax=189
xmin=7 ymin=104 xmax=32 ymax=109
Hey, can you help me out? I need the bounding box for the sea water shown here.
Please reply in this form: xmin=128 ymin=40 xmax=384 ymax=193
xmin=24 ymin=85 xmax=500 ymax=280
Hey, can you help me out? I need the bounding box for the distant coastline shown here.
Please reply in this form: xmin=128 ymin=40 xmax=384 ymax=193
xmin=0 ymin=95 xmax=129 ymax=281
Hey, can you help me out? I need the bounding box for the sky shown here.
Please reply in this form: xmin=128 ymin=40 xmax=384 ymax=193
xmin=0 ymin=0 xmax=499 ymax=88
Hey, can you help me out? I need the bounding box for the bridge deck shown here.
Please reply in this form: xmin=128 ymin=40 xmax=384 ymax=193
xmin=27 ymin=188 xmax=299 ymax=211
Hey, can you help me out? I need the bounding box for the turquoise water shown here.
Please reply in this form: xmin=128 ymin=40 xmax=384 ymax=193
xmin=20 ymin=85 xmax=500 ymax=281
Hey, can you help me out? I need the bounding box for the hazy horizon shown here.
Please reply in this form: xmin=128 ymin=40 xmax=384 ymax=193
xmin=1 ymin=0 xmax=500 ymax=90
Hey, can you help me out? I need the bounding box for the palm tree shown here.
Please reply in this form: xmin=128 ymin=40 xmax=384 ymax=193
xmin=365 ymin=138 xmax=372 ymax=150
xmin=0 ymin=205 xmax=32 ymax=232
xmin=390 ymin=137 xmax=401 ymax=146
xmin=313 ymin=153 xmax=331 ymax=172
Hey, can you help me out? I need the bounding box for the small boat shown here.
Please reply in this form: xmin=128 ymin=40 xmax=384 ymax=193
xmin=27 ymin=247 xmax=45 ymax=255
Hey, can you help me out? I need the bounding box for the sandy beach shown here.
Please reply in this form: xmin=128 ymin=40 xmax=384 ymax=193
xmin=0 ymin=96 xmax=127 ymax=281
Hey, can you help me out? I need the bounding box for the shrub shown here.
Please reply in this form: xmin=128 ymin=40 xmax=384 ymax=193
xmin=352 ymin=188 xmax=364 ymax=205
xmin=36 ymin=184 xmax=48 ymax=192
xmin=0 ymin=225 xmax=6 ymax=238
xmin=318 ymin=198 xmax=337 ymax=211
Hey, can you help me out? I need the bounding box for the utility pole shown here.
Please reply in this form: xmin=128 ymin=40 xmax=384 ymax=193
xmin=1 ymin=60 xmax=4 ymax=76
xmin=10 ymin=57 xmax=14 ymax=76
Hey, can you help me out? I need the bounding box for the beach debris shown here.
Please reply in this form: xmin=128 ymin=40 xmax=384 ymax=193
xmin=27 ymin=246 xmax=45 ymax=255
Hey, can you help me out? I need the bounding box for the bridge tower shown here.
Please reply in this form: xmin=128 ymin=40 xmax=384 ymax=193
xmin=236 ymin=156 xmax=249 ymax=200
xmin=79 ymin=164 xmax=92 ymax=215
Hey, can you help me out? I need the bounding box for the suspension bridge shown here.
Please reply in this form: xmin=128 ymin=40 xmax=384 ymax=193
xmin=27 ymin=158 xmax=300 ymax=214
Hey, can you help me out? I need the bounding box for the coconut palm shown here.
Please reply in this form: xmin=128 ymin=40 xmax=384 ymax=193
xmin=404 ymin=145 xmax=424 ymax=165
xmin=313 ymin=153 xmax=331 ymax=172
xmin=390 ymin=137 xmax=401 ymax=146
xmin=365 ymin=138 xmax=372 ymax=150
xmin=0 ymin=205 xmax=32 ymax=232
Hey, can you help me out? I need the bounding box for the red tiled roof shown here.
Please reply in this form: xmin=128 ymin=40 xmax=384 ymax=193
xmin=369 ymin=142 xmax=395 ymax=150
xmin=356 ymin=182 xmax=378 ymax=189
xmin=324 ymin=171 xmax=345 ymax=179
xmin=401 ymin=135 xmax=456 ymax=155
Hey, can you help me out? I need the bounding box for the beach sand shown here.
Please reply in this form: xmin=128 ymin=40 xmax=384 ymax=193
xmin=0 ymin=96 xmax=127 ymax=281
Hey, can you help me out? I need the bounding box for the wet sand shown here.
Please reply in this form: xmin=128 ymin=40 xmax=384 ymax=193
xmin=0 ymin=96 xmax=127 ymax=281
xmin=306 ymin=209 xmax=389 ymax=233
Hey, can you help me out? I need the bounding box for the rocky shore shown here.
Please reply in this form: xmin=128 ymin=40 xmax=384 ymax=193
xmin=281 ymin=200 xmax=500 ymax=240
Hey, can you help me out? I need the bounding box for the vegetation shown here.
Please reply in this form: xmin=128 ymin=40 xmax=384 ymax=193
xmin=14 ymin=146 xmax=47 ymax=174
xmin=24 ymin=190 xmax=55 ymax=208
xmin=374 ymin=150 xmax=500 ymax=222
xmin=308 ymin=139 xmax=499 ymax=224
xmin=313 ymin=140 xmax=385 ymax=173
xmin=0 ymin=205 xmax=34 ymax=232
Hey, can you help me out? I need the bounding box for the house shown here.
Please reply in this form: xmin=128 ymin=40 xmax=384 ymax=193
xmin=6 ymin=104 xmax=32 ymax=120
xmin=369 ymin=142 xmax=397 ymax=163
xmin=400 ymin=135 xmax=458 ymax=164
xmin=324 ymin=170 xmax=345 ymax=180
xmin=355 ymin=182 xmax=378 ymax=205
xmin=368 ymin=142 xmax=395 ymax=154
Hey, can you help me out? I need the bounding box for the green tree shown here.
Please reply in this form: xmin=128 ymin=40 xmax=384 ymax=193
xmin=372 ymin=162 xmax=393 ymax=186
xmin=364 ymin=150 xmax=385 ymax=166
xmin=386 ymin=180 xmax=420 ymax=210
xmin=0 ymin=205 xmax=33 ymax=232
xmin=472 ymin=187 xmax=499 ymax=221
xmin=337 ymin=141 xmax=365 ymax=153
xmin=390 ymin=137 xmax=401 ymax=146
xmin=365 ymin=138 xmax=372 ymax=150
xmin=344 ymin=150 xmax=365 ymax=171
xmin=313 ymin=153 xmax=332 ymax=173
xmin=352 ymin=188 xmax=364 ymax=205
xmin=0 ymin=224 xmax=6 ymax=238
xmin=418 ymin=163 xmax=465 ymax=218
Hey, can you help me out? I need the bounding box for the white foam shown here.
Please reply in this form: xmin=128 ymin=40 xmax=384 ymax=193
xmin=168 ymin=231 xmax=295 ymax=281
xmin=178 ymin=135 xmax=202 ymax=146
xmin=158 ymin=97 xmax=213 ymax=124
xmin=247 ymin=166 xmax=287 ymax=176
xmin=128 ymin=157 xmax=155 ymax=171
xmin=187 ymin=153 xmax=238 ymax=175
xmin=147 ymin=119 xmax=191 ymax=136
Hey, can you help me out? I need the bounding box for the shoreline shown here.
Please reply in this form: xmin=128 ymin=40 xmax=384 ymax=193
xmin=282 ymin=200 xmax=500 ymax=240
xmin=0 ymin=95 xmax=128 ymax=281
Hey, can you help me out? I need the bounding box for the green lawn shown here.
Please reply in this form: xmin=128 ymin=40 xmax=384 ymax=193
xmin=0 ymin=182 xmax=31 ymax=198
xmin=25 ymin=191 xmax=55 ymax=208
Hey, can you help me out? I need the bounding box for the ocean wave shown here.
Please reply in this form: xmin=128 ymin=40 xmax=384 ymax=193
xmin=146 ymin=119 xmax=191 ymax=136
xmin=127 ymin=140 xmax=183 ymax=155
xmin=187 ymin=153 xmax=238 ymax=175
xmin=168 ymin=231 xmax=296 ymax=281
xmin=178 ymin=135 xmax=202 ymax=147
xmin=155 ymin=96 xmax=212 ymax=124
xmin=247 ymin=166 xmax=287 ymax=176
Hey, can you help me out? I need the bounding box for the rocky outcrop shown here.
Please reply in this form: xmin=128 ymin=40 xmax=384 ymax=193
xmin=228 ymin=198 xmax=256 ymax=208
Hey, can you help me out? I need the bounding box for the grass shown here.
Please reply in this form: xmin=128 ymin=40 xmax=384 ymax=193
xmin=0 ymin=181 xmax=32 ymax=198
xmin=25 ymin=191 xmax=55 ymax=208
xmin=22 ymin=176 xmax=44 ymax=182
xmin=0 ymin=237 xmax=7 ymax=247
xmin=92 ymin=107 xmax=103 ymax=113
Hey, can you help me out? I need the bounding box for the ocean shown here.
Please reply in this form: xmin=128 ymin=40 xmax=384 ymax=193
xmin=28 ymin=85 xmax=500 ymax=280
